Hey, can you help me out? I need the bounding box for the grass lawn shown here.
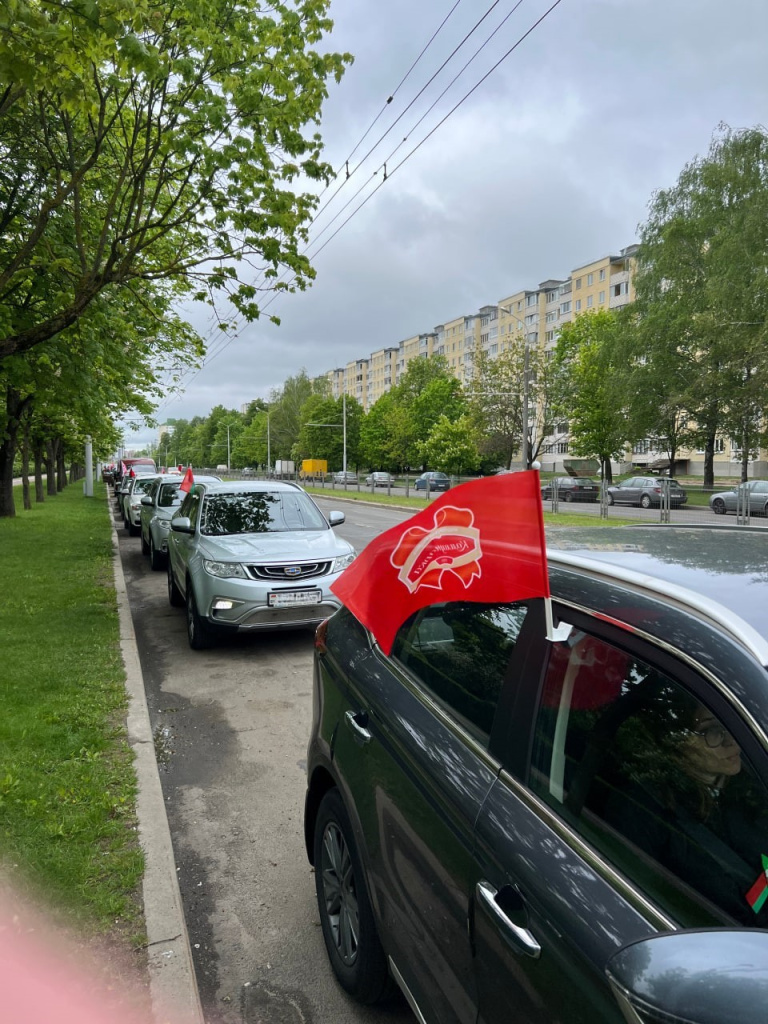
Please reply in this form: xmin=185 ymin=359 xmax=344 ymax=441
xmin=0 ymin=481 xmax=144 ymax=949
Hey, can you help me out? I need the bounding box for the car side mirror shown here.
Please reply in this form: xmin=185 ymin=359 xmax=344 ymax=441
xmin=170 ymin=516 xmax=194 ymax=534
xmin=141 ymin=496 xmax=153 ymax=506
xmin=328 ymin=511 xmax=345 ymax=526
xmin=606 ymin=930 xmax=768 ymax=1024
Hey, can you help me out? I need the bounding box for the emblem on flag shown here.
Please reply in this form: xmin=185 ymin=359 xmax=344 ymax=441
xmin=391 ymin=506 xmax=482 ymax=594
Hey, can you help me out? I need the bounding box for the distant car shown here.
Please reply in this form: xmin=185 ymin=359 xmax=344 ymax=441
xmin=540 ymin=476 xmax=600 ymax=502
xmin=606 ymin=475 xmax=688 ymax=508
xmin=139 ymin=473 xmax=222 ymax=569
xmin=333 ymin=471 xmax=358 ymax=485
xmin=365 ymin=472 xmax=395 ymax=488
xmin=122 ymin=473 xmax=160 ymax=535
xmin=115 ymin=464 xmax=158 ymax=515
xmin=710 ymin=479 xmax=768 ymax=516
xmin=305 ymin=525 xmax=768 ymax=1023
xmin=166 ymin=479 xmax=355 ymax=649
xmin=414 ymin=471 xmax=451 ymax=492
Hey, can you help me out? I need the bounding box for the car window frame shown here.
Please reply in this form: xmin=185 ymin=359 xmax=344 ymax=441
xmin=503 ymin=600 xmax=768 ymax=928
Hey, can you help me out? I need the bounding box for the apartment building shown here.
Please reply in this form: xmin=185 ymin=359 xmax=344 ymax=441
xmin=316 ymin=241 xmax=763 ymax=477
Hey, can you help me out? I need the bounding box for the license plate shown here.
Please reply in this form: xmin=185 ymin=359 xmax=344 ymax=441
xmin=268 ymin=589 xmax=322 ymax=607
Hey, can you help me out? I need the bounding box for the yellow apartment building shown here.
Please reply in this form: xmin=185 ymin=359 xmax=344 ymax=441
xmin=316 ymin=241 xmax=764 ymax=476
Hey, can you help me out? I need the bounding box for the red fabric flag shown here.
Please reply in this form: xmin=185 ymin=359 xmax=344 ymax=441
xmin=179 ymin=466 xmax=195 ymax=493
xmin=331 ymin=470 xmax=549 ymax=654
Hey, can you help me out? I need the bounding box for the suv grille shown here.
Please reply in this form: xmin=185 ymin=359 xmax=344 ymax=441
xmin=246 ymin=561 xmax=332 ymax=581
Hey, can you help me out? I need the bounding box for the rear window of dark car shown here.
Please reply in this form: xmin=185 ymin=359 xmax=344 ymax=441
xmin=201 ymin=490 xmax=328 ymax=536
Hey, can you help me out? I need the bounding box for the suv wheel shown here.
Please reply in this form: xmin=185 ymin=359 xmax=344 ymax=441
xmin=141 ymin=529 xmax=150 ymax=555
xmin=186 ymin=585 xmax=214 ymax=650
xmin=314 ymin=789 xmax=391 ymax=1004
xmin=711 ymin=498 xmax=726 ymax=515
xmin=167 ymin=560 xmax=184 ymax=608
xmin=640 ymin=494 xmax=652 ymax=509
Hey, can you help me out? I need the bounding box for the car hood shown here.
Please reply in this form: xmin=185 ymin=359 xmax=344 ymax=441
xmin=197 ymin=530 xmax=353 ymax=562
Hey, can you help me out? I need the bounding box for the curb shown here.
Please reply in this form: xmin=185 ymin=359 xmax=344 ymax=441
xmin=111 ymin=505 xmax=205 ymax=1024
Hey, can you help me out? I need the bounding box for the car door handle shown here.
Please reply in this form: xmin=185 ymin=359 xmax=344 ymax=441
xmin=476 ymin=880 xmax=541 ymax=959
xmin=344 ymin=710 xmax=371 ymax=745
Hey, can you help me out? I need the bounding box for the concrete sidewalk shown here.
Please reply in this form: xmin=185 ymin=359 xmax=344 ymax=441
xmin=111 ymin=508 xmax=205 ymax=1024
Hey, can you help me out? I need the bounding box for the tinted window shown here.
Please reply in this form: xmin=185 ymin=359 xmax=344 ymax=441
xmin=392 ymin=602 xmax=528 ymax=742
xmin=530 ymin=631 xmax=768 ymax=928
xmin=159 ymin=482 xmax=183 ymax=508
xmin=201 ymin=490 xmax=327 ymax=536
xmin=134 ymin=476 xmax=155 ymax=494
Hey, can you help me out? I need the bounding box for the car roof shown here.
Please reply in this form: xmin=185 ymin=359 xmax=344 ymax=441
xmin=159 ymin=474 xmax=222 ymax=484
xmin=545 ymin=525 xmax=768 ymax=664
xmin=197 ymin=480 xmax=304 ymax=494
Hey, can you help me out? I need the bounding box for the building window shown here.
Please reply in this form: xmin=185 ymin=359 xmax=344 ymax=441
xmin=546 ymin=311 xmax=558 ymax=323
xmin=599 ymin=290 xmax=606 ymax=304
xmin=599 ymin=268 xmax=606 ymax=281
xmin=587 ymin=295 xmax=593 ymax=308
xmin=575 ymin=278 xmax=582 ymax=289
xmin=560 ymin=301 xmax=571 ymax=314
xmin=556 ymin=441 xmax=569 ymax=454
xmin=575 ymin=299 xmax=582 ymax=311
xmin=526 ymin=294 xmax=538 ymax=307
xmin=545 ymin=330 xmax=555 ymax=343
xmin=546 ymin=290 xmax=557 ymax=303
xmin=587 ymin=273 xmax=594 ymax=285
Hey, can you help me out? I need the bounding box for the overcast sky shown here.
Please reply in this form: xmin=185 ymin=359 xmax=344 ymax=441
xmin=121 ymin=0 xmax=768 ymax=449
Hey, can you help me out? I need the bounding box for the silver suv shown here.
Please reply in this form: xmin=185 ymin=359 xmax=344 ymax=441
xmin=139 ymin=474 xmax=222 ymax=569
xmin=167 ymin=480 xmax=355 ymax=649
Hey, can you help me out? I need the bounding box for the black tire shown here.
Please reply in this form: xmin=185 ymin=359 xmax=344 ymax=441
xmin=314 ymin=789 xmax=391 ymax=1004
xmin=711 ymin=498 xmax=726 ymax=515
xmin=606 ymin=492 xmax=614 ymax=506
xmin=564 ymin=491 xmax=574 ymax=503
xmin=128 ymin=520 xmax=139 ymax=536
xmin=640 ymin=494 xmax=652 ymax=509
xmin=149 ymin=535 xmax=165 ymax=571
xmin=141 ymin=529 xmax=150 ymax=555
xmin=167 ymin=560 xmax=184 ymax=608
xmin=186 ymin=584 xmax=214 ymax=650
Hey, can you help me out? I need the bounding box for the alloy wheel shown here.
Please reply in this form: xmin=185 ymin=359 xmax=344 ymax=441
xmin=320 ymin=821 xmax=359 ymax=967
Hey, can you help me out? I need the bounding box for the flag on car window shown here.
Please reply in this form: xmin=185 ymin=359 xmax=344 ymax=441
xmin=179 ymin=467 xmax=195 ymax=494
xmin=331 ymin=470 xmax=550 ymax=654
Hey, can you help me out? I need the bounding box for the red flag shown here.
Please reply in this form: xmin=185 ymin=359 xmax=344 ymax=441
xmin=179 ymin=466 xmax=195 ymax=493
xmin=331 ymin=470 xmax=549 ymax=654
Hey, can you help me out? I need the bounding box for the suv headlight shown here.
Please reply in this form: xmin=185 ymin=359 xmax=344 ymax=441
xmin=203 ymin=559 xmax=248 ymax=579
xmin=332 ymin=552 xmax=356 ymax=573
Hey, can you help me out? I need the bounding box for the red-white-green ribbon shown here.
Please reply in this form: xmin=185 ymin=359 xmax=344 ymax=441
xmin=746 ymin=854 xmax=768 ymax=914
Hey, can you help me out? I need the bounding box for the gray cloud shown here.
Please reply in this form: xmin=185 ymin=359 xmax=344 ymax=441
xmin=123 ymin=0 xmax=768 ymax=448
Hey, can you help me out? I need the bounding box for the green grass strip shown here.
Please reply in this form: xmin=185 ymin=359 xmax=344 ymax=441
xmin=0 ymin=482 xmax=144 ymax=944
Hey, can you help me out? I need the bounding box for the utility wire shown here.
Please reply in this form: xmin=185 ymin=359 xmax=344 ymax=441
xmin=156 ymin=0 xmax=566 ymax=408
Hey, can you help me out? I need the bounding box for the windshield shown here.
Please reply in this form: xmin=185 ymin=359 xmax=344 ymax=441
xmin=200 ymin=490 xmax=328 ymax=536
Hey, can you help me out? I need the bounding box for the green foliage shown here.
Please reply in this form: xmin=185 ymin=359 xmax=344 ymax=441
xmin=552 ymin=310 xmax=633 ymax=481
xmin=633 ymin=124 xmax=768 ymax=484
xmin=418 ymin=414 xmax=480 ymax=474
xmin=0 ymin=0 xmax=352 ymax=362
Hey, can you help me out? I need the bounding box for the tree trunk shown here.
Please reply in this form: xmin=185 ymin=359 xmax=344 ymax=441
xmin=46 ymin=440 xmax=57 ymax=496
xmin=33 ymin=443 xmax=45 ymax=503
xmin=0 ymin=387 xmax=30 ymax=518
xmin=57 ymin=441 xmax=66 ymax=491
xmin=601 ymin=456 xmax=613 ymax=485
xmin=21 ymin=425 xmax=31 ymax=511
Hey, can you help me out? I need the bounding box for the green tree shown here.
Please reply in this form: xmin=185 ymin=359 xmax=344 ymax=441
xmin=0 ymin=0 xmax=351 ymax=362
xmin=633 ymin=125 xmax=768 ymax=485
xmin=419 ymin=415 xmax=480 ymax=476
xmin=552 ymin=311 xmax=633 ymax=483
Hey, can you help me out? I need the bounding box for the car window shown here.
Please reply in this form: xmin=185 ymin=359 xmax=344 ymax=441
xmin=179 ymin=490 xmax=201 ymax=526
xmin=754 ymin=481 xmax=768 ymax=493
xmin=134 ymin=477 xmax=155 ymax=494
xmin=159 ymin=482 xmax=183 ymax=508
xmin=200 ymin=490 xmax=327 ymax=536
xmin=391 ymin=602 xmax=528 ymax=743
xmin=530 ymin=631 xmax=768 ymax=929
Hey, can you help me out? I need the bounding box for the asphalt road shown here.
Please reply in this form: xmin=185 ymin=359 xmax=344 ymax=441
xmin=115 ymin=496 xmax=415 ymax=1024
xmin=114 ymin=489 xmax=763 ymax=1023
